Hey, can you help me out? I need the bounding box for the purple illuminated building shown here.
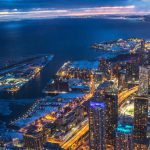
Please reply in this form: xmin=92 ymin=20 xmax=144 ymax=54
xmin=89 ymin=101 xmax=106 ymax=150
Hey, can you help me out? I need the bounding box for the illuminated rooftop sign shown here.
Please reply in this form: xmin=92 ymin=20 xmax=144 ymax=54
xmin=117 ymin=124 xmax=133 ymax=134
xmin=90 ymin=101 xmax=106 ymax=109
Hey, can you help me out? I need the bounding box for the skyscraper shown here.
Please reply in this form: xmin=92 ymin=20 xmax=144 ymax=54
xmin=104 ymin=91 xmax=118 ymax=148
xmin=94 ymin=80 xmax=118 ymax=149
xmin=143 ymin=50 xmax=150 ymax=65
xmin=126 ymin=61 xmax=139 ymax=82
xmin=133 ymin=96 xmax=149 ymax=149
xmin=89 ymin=101 xmax=106 ymax=150
xmin=118 ymin=69 xmax=126 ymax=90
xmin=116 ymin=124 xmax=133 ymax=150
xmin=138 ymin=66 xmax=150 ymax=96
xmin=139 ymin=39 xmax=145 ymax=65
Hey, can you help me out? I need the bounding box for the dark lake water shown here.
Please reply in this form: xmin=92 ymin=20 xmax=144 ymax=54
xmin=0 ymin=18 xmax=150 ymax=98
xmin=0 ymin=17 xmax=150 ymax=124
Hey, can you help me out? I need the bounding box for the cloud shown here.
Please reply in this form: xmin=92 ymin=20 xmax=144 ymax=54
xmin=0 ymin=5 xmax=149 ymax=22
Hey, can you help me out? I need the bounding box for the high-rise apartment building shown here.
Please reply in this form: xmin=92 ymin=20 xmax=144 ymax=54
xmin=116 ymin=124 xmax=133 ymax=150
xmin=89 ymin=101 xmax=106 ymax=150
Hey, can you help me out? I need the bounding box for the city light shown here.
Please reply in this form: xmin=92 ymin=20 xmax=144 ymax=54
xmin=0 ymin=1 xmax=149 ymax=148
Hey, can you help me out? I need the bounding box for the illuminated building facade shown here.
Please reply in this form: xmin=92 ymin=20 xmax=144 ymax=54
xmin=56 ymin=106 xmax=85 ymax=132
xmin=140 ymin=50 xmax=150 ymax=68
xmin=139 ymin=39 xmax=145 ymax=65
xmin=138 ymin=66 xmax=150 ymax=96
xmin=104 ymin=91 xmax=118 ymax=148
xmin=89 ymin=101 xmax=106 ymax=150
xmin=94 ymin=81 xmax=118 ymax=149
xmin=118 ymin=69 xmax=126 ymax=90
xmin=116 ymin=124 xmax=133 ymax=150
xmin=133 ymin=96 xmax=149 ymax=149
xmin=126 ymin=61 xmax=139 ymax=82
xmin=12 ymin=138 xmax=20 ymax=147
xmin=134 ymin=143 xmax=148 ymax=150
xmin=24 ymin=130 xmax=48 ymax=150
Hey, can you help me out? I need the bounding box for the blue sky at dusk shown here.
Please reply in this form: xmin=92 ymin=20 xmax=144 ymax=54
xmin=0 ymin=0 xmax=149 ymax=10
xmin=0 ymin=0 xmax=149 ymax=21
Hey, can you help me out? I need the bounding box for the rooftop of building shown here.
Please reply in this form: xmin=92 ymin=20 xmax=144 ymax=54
xmin=116 ymin=124 xmax=133 ymax=134
xmin=119 ymin=69 xmax=126 ymax=74
xmin=90 ymin=101 xmax=106 ymax=109
xmin=14 ymin=92 xmax=86 ymax=128
xmin=97 ymin=80 xmax=114 ymax=90
xmin=139 ymin=65 xmax=150 ymax=70
xmin=97 ymin=80 xmax=118 ymax=94
xmin=54 ymin=92 xmax=85 ymax=99
xmin=69 ymin=60 xmax=99 ymax=70
xmin=134 ymin=95 xmax=149 ymax=100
